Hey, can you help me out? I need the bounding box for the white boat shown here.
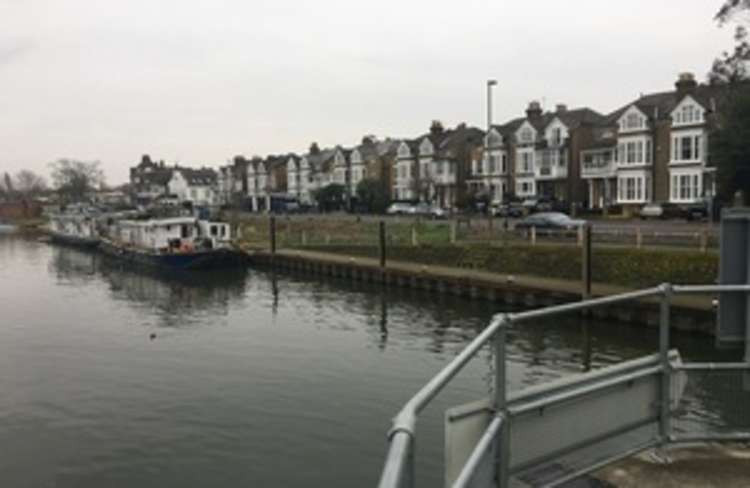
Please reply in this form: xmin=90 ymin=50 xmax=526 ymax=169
xmin=99 ymin=216 xmax=240 ymax=269
xmin=48 ymin=209 xmax=100 ymax=248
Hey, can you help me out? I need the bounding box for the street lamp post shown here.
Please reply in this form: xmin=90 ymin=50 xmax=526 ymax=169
xmin=486 ymin=79 xmax=498 ymax=219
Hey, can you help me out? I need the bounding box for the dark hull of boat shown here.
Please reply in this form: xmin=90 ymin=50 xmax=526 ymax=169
xmin=49 ymin=232 xmax=100 ymax=249
xmin=100 ymin=240 xmax=242 ymax=270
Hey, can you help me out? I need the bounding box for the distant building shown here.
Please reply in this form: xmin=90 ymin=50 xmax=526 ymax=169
xmin=167 ymin=167 xmax=219 ymax=206
xmin=129 ymin=156 xmax=172 ymax=205
xmin=394 ymin=122 xmax=484 ymax=208
xmin=471 ymin=102 xmax=605 ymax=207
xmin=129 ymin=155 xmax=219 ymax=207
xmin=579 ymin=72 xmax=719 ymax=211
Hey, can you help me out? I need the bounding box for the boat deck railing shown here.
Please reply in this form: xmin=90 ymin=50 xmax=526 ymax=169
xmin=377 ymin=283 xmax=750 ymax=488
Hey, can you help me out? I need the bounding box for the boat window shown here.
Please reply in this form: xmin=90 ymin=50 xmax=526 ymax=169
xmin=211 ymin=225 xmax=218 ymax=236
xmin=181 ymin=225 xmax=189 ymax=238
xmin=220 ymin=226 xmax=226 ymax=237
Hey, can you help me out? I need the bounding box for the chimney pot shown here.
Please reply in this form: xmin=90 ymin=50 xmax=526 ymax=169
xmin=675 ymin=72 xmax=697 ymax=95
xmin=526 ymin=101 xmax=543 ymax=120
xmin=556 ymin=104 xmax=567 ymax=113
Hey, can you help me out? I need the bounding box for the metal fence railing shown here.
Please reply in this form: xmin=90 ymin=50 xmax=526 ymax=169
xmin=227 ymin=213 xmax=718 ymax=253
xmin=377 ymin=284 xmax=750 ymax=488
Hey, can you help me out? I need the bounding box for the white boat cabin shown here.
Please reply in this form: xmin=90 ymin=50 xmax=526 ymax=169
xmin=113 ymin=217 xmax=231 ymax=252
xmin=50 ymin=214 xmax=98 ymax=239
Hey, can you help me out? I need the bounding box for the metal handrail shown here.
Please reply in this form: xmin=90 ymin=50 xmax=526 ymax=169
xmin=452 ymin=415 xmax=504 ymax=488
xmin=377 ymin=283 xmax=750 ymax=488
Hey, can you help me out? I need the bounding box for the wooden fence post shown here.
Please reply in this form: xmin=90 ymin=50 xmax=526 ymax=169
xmin=379 ymin=221 xmax=386 ymax=268
xmin=700 ymin=230 xmax=708 ymax=253
xmin=270 ymin=216 xmax=276 ymax=255
xmin=636 ymin=227 xmax=642 ymax=249
xmin=301 ymin=230 xmax=307 ymax=246
xmin=582 ymin=224 xmax=592 ymax=301
xmin=450 ymin=220 xmax=457 ymax=244
xmin=411 ymin=226 xmax=418 ymax=246
xmin=530 ymin=226 xmax=537 ymax=246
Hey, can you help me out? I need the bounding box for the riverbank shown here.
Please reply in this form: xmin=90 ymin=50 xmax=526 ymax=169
xmin=247 ymin=248 xmax=716 ymax=334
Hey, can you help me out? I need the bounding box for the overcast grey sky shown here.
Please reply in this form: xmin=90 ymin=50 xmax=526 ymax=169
xmin=0 ymin=0 xmax=736 ymax=184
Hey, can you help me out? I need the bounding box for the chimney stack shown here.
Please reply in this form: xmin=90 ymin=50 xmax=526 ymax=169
xmin=675 ymin=72 xmax=697 ymax=95
xmin=555 ymin=104 xmax=567 ymax=114
xmin=526 ymin=101 xmax=543 ymax=120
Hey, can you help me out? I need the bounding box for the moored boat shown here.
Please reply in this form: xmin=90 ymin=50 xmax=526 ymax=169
xmin=48 ymin=211 xmax=100 ymax=248
xmin=100 ymin=216 xmax=240 ymax=270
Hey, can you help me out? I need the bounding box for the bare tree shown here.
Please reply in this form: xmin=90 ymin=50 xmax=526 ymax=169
xmin=49 ymin=159 xmax=105 ymax=202
xmin=14 ymin=170 xmax=47 ymax=197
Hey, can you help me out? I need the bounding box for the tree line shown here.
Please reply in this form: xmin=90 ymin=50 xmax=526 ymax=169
xmin=0 ymin=159 xmax=104 ymax=203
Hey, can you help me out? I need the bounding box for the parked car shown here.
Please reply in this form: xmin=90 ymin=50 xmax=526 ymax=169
xmin=409 ymin=202 xmax=447 ymax=219
xmin=386 ymin=202 xmax=413 ymax=215
xmin=491 ymin=202 xmax=523 ymax=218
xmin=684 ymin=198 xmax=712 ymax=221
xmin=515 ymin=212 xmax=586 ymax=230
xmin=639 ymin=202 xmax=685 ymax=220
xmin=521 ymin=196 xmax=558 ymax=213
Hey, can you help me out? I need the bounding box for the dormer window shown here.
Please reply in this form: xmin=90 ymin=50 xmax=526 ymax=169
xmin=519 ymin=128 xmax=534 ymax=143
xmin=551 ymin=128 xmax=562 ymax=146
xmin=486 ymin=130 xmax=502 ymax=148
xmin=419 ymin=139 xmax=434 ymax=156
xmin=621 ymin=112 xmax=645 ymax=131
xmin=673 ymin=104 xmax=703 ymax=126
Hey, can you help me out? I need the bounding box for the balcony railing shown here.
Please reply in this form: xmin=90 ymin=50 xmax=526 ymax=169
xmin=581 ymin=159 xmax=616 ymax=178
xmin=535 ymin=164 xmax=568 ymax=180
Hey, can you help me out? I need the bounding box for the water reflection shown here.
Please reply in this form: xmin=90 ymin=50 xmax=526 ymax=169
xmin=48 ymin=245 xmax=248 ymax=328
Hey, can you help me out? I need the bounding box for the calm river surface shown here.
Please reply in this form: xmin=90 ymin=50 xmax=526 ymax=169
xmin=0 ymin=233 xmax=730 ymax=487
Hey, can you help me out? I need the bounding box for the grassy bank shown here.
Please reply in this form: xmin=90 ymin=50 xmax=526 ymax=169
xmin=293 ymin=244 xmax=717 ymax=289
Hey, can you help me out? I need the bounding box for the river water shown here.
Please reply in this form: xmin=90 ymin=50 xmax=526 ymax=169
xmin=0 ymin=234 xmax=733 ymax=487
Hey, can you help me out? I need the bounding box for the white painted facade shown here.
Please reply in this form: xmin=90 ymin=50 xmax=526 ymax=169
xmin=513 ymin=122 xmax=538 ymax=197
xmin=332 ymin=149 xmax=349 ymax=190
xmin=668 ymin=96 xmax=710 ymax=204
xmin=286 ymin=157 xmax=302 ymax=199
xmin=468 ymin=129 xmax=508 ymax=203
xmin=614 ymin=106 xmax=653 ymax=205
xmin=167 ymin=170 xmax=217 ymax=206
xmin=394 ymin=142 xmax=415 ymax=201
xmin=350 ymin=149 xmax=366 ymax=194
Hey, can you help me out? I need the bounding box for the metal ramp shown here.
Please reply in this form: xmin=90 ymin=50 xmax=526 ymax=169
xmin=377 ymin=284 xmax=750 ymax=488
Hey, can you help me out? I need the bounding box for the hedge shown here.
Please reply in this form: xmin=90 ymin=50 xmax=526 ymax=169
xmin=299 ymin=244 xmax=718 ymax=289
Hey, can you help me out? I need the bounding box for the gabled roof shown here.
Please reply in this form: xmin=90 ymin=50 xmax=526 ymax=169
xmin=436 ymin=125 xmax=484 ymax=158
xmin=139 ymin=168 xmax=173 ymax=186
xmin=556 ymin=108 xmax=607 ymax=129
xmin=177 ymin=167 xmax=217 ymax=186
xmin=606 ymin=84 xmax=721 ymax=124
xmin=306 ymin=148 xmax=337 ymax=173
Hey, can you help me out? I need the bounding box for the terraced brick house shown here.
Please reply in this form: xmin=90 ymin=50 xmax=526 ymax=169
xmin=580 ymin=72 xmax=719 ymax=212
xmin=393 ymin=122 xmax=483 ymax=208
xmin=467 ymin=127 xmax=509 ymax=204
xmin=475 ymin=102 xmax=603 ymax=207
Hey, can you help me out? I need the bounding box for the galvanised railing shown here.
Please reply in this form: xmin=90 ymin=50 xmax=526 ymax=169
xmin=377 ymin=283 xmax=750 ymax=488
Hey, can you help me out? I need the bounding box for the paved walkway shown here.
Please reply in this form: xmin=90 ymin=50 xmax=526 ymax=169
xmin=593 ymin=444 xmax=750 ymax=487
xmin=268 ymin=248 xmax=713 ymax=312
